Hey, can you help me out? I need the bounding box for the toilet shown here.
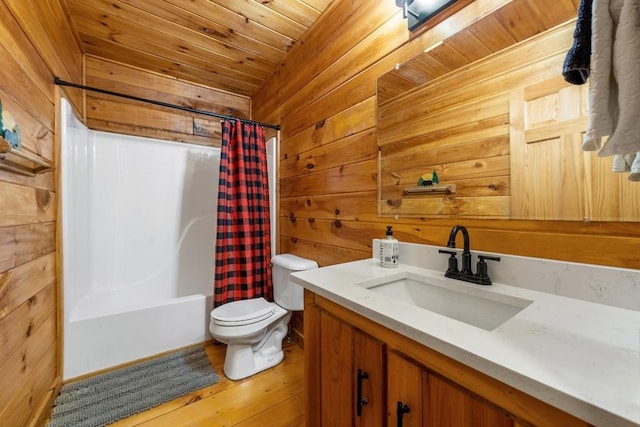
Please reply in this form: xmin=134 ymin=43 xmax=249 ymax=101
xmin=209 ymin=254 xmax=318 ymax=380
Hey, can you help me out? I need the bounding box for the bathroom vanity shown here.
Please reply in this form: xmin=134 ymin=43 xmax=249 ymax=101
xmin=292 ymin=241 xmax=640 ymax=427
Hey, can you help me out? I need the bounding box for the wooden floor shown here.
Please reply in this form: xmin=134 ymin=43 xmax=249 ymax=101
xmin=109 ymin=340 xmax=304 ymax=427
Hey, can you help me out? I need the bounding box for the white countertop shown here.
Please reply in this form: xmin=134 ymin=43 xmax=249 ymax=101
xmin=292 ymin=258 xmax=640 ymax=427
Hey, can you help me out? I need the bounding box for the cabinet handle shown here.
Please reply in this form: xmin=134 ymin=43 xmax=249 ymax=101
xmin=356 ymin=369 xmax=369 ymax=416
xmin=396 ymin=401 xmax=410 ymax=427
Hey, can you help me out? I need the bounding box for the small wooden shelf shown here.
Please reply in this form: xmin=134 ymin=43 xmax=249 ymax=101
xmin=403 ymin=184 xmax=456 ymax=195
xmin=0 ymin=137 xmax=55 ymax=177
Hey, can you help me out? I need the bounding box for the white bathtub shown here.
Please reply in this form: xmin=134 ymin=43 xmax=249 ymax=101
xmin=63 ymin=205 xmax=216 ymax=379
xmin=61 ymin=99 xmax=220 ymax=379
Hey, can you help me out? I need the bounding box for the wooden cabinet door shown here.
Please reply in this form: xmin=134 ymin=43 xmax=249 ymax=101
xmin=307 ymin=293 xmax=591 ymax=427
xmin=426 ymin=374 xmax=512 ymax=427
xmin=387 ymin=351 xmax=423 ymax=427
xmin=319 ymin=310 xmax=354 ymax=426
xmin=354 ymin=330 xmax=385 ymax=427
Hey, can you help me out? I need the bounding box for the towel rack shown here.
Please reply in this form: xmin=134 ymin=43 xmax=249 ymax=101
xmin=403 ymin=184 xmax=456 ymax=195
xmin=0 ymin=137 xmax=55 ymax=176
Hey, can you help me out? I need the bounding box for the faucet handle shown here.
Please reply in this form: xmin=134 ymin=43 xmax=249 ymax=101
xmin=438 ymin=249 xmax=459 ymax=275
xmin=475 ymin=255 xmax=500 ymax=285
xmin=439 ymin=249 xmax=457 ymax=255
xmin=478 ymin=254 xmax=501 ymax=264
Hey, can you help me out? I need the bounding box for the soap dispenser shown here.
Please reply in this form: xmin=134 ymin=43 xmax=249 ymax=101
xmin=380 ymin=225 xmax=399 ymax=268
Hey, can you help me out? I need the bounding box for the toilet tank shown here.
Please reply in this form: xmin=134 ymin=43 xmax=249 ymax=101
xmin=271 ymin=254 xmax=318 ymax=311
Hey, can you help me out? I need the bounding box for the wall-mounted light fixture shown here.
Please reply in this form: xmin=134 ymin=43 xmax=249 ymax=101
xmin=396 ymin=0 xmax=459 ymax=31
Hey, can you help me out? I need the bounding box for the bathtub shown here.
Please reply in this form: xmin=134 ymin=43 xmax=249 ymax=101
xmin=63 ymin=201 xmax=216 ymax=379
xmin=61 ymin=99 xmax=220 ymax=379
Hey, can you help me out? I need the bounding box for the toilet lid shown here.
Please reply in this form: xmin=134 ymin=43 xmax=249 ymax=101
xmin=211 ymin=297 xmax=276 ymax=326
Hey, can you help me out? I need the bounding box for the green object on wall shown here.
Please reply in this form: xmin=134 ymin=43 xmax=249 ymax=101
xmin=432 ymin=171 xmax=439 ymax=184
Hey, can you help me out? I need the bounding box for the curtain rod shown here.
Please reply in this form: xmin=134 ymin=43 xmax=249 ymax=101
xmin=54 ymin=77 xmax=280 ymax=131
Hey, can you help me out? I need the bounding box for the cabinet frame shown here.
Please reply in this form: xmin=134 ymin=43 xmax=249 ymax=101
xmin=304 ymin=289 xmax=592 ymax=427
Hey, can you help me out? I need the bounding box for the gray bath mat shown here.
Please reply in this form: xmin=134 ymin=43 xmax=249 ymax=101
xmin=47 ymin=346 xmax=219 ymax=427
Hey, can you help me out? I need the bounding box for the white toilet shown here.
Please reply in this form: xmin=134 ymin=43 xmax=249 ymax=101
xmin=209 ymin=254 xmax=318 ymax=380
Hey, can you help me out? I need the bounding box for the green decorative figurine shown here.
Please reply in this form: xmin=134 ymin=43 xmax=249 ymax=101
xmin=432 ymin=170 xmax=439 ymax=184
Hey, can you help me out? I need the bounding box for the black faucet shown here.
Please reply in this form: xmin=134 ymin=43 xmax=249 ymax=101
xmin=447 ymin=225 xmax=472 ymax=275
xmin=438 ymin=225 xmax=500 ymax=285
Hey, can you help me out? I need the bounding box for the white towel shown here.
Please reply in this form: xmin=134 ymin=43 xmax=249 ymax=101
xmin=612 ymin=152 xmax=638 ymax=171
xmin=583 ymin=0 xmax=640 ymax=156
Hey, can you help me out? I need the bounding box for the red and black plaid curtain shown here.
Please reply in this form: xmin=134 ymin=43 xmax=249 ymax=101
xmin=214 ymin=120 xmax=272 ymax=308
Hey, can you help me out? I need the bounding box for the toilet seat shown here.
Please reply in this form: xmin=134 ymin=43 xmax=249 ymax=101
xmin=210 ymin=297 xmax=276 ymax=326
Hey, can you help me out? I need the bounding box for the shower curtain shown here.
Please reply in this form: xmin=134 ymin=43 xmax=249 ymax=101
xmin=214 ymin=120 xmax=273 ymax=308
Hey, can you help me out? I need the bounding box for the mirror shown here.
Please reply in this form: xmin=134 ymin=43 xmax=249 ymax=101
xmin=377 ymin=0 xmax=640 ymax=222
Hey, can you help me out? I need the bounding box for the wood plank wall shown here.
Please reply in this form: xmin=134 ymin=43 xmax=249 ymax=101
xmin=0 ymin=16 xmax=251 ymax=427
xmin=252 ymin=0 xmax=640 ymax=337
xmin=0 ymin=0 xmax=82 ymax=425
xmin=84 ymin=56 xmax=251 ymax=147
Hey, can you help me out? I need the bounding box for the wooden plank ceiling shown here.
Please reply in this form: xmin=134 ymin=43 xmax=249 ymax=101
xmin=63 ymin=0 xmax=334 ymax=96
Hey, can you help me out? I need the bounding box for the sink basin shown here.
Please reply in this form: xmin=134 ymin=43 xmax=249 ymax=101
xmin=357 ymin=272 xmax=532 ymax=331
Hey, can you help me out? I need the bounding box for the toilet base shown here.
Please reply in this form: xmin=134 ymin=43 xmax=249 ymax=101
xmin=222 ymin=312 xmax=291 ymax=380
xmin=223 ymin=343 xmax=285 ymax=380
